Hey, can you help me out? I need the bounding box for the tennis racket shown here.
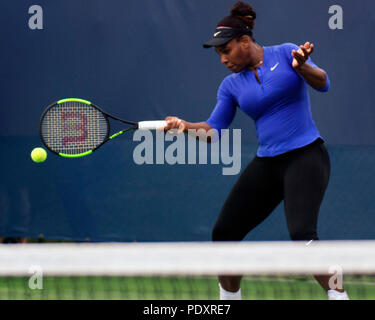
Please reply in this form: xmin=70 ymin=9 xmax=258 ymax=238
xmin=39 ymin=98 xmax=167 ymax=158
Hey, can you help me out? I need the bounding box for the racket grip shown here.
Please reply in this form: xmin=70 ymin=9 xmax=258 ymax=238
xmin=138 ymin=120 xmax=167 ymax=130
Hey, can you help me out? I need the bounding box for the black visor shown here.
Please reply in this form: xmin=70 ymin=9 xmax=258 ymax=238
xmin=203 ymin=27 xmax=253 ymax=48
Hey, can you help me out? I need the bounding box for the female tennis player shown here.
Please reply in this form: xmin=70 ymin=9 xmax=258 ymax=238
xmin=164 ymin=1 xmax=349 ymax=300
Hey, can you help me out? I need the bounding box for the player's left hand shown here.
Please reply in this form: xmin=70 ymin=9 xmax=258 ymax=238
xmin=292 ymin=42 xmax=314 ymax=69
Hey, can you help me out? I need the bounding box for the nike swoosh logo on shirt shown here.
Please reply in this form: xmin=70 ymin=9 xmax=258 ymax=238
xmin=270 ymin=62 xmax=279 ymax=71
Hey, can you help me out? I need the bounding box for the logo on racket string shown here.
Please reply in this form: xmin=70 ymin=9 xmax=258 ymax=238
xmin=62 ymin=112 xmax=88 ymax=146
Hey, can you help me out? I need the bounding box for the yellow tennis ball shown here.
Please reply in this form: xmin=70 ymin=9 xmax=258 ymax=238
xmin=31 ymin=147 xmax=47 ymax=163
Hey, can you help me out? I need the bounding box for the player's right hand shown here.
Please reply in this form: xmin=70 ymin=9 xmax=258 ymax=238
xmin=164 ymin=116 xmax=186 ymax=134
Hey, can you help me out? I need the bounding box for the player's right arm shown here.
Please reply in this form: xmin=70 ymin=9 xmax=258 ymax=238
xmin=164 ymin=117 xmax=212 ymax=134
xmin=164 ymin=77 xmax=237 ymax=138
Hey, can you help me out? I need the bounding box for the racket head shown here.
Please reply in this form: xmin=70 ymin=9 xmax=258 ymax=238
xmin=39 ymin=98 xmax=110 ymax=157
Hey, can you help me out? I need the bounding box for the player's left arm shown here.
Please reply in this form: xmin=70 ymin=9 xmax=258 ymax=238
xmin=292 ymin=42 xmax=328 ymax=91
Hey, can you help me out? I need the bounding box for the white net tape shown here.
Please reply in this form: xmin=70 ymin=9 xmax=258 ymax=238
xmin=1 ymin=241 xmax=375 ymax=276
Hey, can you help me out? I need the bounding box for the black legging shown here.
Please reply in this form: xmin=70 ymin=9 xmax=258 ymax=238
xmin=212 ymin=138 xmax=330 ymax=242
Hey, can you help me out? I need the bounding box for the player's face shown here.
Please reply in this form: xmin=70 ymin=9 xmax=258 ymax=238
xmin=215 ymin=37 xmax=250 ymax=73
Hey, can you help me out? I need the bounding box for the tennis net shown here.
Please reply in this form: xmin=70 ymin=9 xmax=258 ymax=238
xmin=0 ymin=241 xmax=374 ymax=300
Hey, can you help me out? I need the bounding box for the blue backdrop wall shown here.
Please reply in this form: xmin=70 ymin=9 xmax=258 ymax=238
xmin=0 ymin=0 xmax=374 ymax=241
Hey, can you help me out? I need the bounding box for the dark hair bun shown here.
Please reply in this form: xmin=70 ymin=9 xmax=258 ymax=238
xmin=230 ymin=1 xmax=256 ymax=29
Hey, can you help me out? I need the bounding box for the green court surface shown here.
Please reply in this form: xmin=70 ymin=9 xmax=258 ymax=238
xmin=1 ymin=275 xmax=374 ymax=300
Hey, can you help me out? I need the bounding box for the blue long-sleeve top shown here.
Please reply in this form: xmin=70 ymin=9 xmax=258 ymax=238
xmin=205 ymin=42 xmax=330 ymax=157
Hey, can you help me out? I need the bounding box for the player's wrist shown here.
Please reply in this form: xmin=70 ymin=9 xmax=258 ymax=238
xmin=180 ymin=119 xmax=189 ymax=130
xmin=293 ymin=62 xmax=308 ymax=73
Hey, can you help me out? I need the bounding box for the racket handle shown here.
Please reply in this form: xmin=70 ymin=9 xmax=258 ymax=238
xmin=138 ymin=120 xmax=167 ymax=130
